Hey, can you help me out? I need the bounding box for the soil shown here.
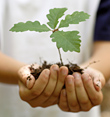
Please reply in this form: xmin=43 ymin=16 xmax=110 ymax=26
xmin=28 ymin=61 xmax=84 ymax=81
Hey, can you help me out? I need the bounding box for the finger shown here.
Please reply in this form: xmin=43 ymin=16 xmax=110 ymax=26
xmin=41 ymin=66 xmax=68 ymax=107
xmin=26 ymin=75 xmax=35 ymax=89
xmin=82 ymin=73 xmax=103 ymax=105
xmin=28 ymin=65 xmax=59 ymax=107
xmin=18 ymin=64 xmax=39 ymax=89
xmin=58 ymin=89 xmax=69 ymax=112
xmin=18 ymin=65 xmax=32 ymax=85
xmin=94 ymin=80 xmax=101 ymax=92
xmin=65 ymin=75 xmax=80 ymax=112
xmin=57 ymin=66 xmax=68 ymax=90
xmin=32 ymin=69 xmax=50 ymax=97
xmin=83 ymin=68 xmax=105 ymax=91
xmin=73 ymin=72 xmax=92 ymax=111
xmin=19 ymin=69 xmax=50 ymax=102
xmin=18 ymin=80 xmax=35 ymax=101
xmin=39 ymin=65 xmax=59 ymax=100
xmin=92 ymin=75 xmax=102 ymax=91
xmin=26 ymin=64 xmax=40 ymax=89
xmin=87 ymin=71 xmax=102 ymax=91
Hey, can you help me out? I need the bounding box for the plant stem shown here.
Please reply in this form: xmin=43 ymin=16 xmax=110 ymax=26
xmin=58 ymin=48 xmax=63 ymax=65
xmin=52 ymin=28 xmax=63 ymax=65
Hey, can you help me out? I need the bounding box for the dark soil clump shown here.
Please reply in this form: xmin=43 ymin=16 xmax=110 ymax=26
xmin=28 ymin=61 xmax=84 ymax=80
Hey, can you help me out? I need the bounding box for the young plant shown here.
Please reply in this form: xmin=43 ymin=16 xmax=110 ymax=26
xmin=10 ymin=8 xmax=90 ymax=66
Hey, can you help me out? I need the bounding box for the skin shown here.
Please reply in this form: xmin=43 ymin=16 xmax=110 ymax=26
xmin=0 ymin=41 xmax=110 ymax=112
xmin=0 ymin=51 xmax=68 ymax=108
xmin=58 ymin=41 xmax=110 ymax=112
xmin=0 ymin=51 xmax=25 ymax=84
xmin=18 ymin=65 xmax=68 ymax=107
xmin=59 ymin=68 xmax=104 ymax=112
xmin=18 ymin=41 xmax=110 ymax=111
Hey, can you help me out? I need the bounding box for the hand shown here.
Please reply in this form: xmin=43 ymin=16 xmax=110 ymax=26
xmin=58 ymin=67 xmax=105 ymax=112
xmin=18 ymin=64 xmax=68 ymax=108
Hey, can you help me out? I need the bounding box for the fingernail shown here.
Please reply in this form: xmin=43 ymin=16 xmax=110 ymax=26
xmin=73 ymin=73 xmax=81 ymax=79
xmin=45 ymin=69 xmax=50 ymax=77
xmin=96 ymin=80 xmax=101 ymax=89
xmin=67 ymin=77 xmax=73 ymax=84
xmin=61 ymin=69 xmax=68 ymax=75
xmin=53 ymin=65 xmax=59 ymax=71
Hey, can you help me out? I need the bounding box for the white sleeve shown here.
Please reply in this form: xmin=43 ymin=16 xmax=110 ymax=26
xmin=0 ymin=10 xmax=1 ymax=50
xmin=0 ymin=21 xmax=1 ymax=50
xmin=0 ymin=19 xmax=1 ymax=50
xmin=0 ymin=0 xmax=6 ymax=51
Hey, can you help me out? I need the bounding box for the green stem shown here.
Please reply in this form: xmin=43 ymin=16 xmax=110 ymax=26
xmin=58 ymin=48 xmax=63 ymax=65
xmin=52 ymin=28 xmax=63 ymax=65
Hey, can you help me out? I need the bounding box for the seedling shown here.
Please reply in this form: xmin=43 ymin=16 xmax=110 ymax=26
xmin=10 ymin=9 xmax=102 ymax=91
xmin=10 ymin=8 xmax=90 ymax=80
xmin=10 ymin=8 xmax=90 ymax=65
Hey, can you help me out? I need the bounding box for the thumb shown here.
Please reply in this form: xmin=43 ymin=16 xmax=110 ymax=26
xmin=18 ymin=64 xmax=39 ymax=89
xmin=93 ymin=76 xmax=101 ymax=92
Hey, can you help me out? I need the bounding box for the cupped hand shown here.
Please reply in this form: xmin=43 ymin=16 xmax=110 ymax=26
xmin=18 ymin=64 xmax=68 ymax=108
xmin=58 ymin=67 xmax=105 ymax=112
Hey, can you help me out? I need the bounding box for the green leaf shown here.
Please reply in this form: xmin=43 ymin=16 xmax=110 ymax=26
xmin=10 ymin=21 xmax=50 ymax=32
xmin=47 ymin=8 xmax=67 ymax=29
xmin=59 ymin=11 xmax=90 ymax=28
xmin=50 ymin=31 xmax=81 ymax=52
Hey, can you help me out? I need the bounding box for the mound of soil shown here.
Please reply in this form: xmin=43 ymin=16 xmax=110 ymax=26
xmin=28 ymin=61 xmax=84 ymax=80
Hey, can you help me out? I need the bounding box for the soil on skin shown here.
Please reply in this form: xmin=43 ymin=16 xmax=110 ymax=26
xmin=28 ymin=61 xmax=84 ymax=80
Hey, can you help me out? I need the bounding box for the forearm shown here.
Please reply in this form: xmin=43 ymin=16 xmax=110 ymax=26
xmin=81 ymin=41 xmax=110 ymax=82
xmin=0 ymin=51 xmax=26 ymax=84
